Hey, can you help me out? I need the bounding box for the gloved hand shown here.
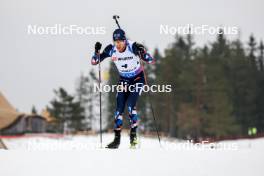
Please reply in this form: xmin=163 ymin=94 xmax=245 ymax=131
xmin=91 ymin=53 xmax=100 ymax=65
xmin=135 ymin=43 xmax=146 ymax=54
xmin=95 ymin=42 xmax=102 ymax=53
xmin=143 ymin=53 xmax=154 ymax=64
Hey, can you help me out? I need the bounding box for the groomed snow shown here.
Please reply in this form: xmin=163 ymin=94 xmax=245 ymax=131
xmin=0 ymin=133 xmax=263 ymax=176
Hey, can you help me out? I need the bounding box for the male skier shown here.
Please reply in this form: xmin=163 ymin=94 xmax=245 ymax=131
xmin=91 ymin=28 xmax=155 ymax=148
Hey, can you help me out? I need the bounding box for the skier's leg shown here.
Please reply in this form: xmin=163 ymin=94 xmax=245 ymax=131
xmin=127 ymin=74 xmax=145 ymax=130
xmin=127 ymin=105 xmax=139 ymax=129
xmin=106 ymin=91 xmax=128 ymax=149
xmin=114 ymin=91 xmax=127 ymax=130
xmin=127 ymin=92 xmax=140 ymax=133
xmin=127 ymin=94 xmax=140 ymax=147
xmin=127 ymin=79 xmax=144 ymax=146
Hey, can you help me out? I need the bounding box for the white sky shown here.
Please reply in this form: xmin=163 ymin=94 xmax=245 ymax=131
xmin=0 ymin=0 xmax=263 ymax=112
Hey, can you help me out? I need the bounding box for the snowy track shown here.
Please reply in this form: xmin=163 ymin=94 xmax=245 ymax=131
xmin=0 ymin=134 xmax=263 ymax=176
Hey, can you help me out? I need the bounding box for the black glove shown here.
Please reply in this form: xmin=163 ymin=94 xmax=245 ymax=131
xmin=135 ymin=43 xmax=146 ymax=53
xmin=95 ymin=42 xmax=102 ymax=53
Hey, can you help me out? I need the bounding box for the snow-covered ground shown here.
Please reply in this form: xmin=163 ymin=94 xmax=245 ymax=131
xmin=0 ymin=133 xmax=263 ymax=176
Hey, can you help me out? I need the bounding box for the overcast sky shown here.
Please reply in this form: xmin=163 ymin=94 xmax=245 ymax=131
xmin=0 ymin=0 xmax=263 ymax=112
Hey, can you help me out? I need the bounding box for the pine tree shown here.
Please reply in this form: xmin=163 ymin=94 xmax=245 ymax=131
xmin=75 ymin=69 xmax=98 ymax=131
xmin=201 ymin=32 xmax=240 ymax=138
xmin=256 ymin=41 xmax=264 ymax=132
xmin=258 ymin=41 xmax=264 ymax=71
xmin=47 ymin=88 xmax=85 ymax=133
xmin=31 ymin=105 xmax=38 ymax=115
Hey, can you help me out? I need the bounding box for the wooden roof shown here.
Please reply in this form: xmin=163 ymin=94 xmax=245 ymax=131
xmin=0 ymin=91 xmax=23 ymax=129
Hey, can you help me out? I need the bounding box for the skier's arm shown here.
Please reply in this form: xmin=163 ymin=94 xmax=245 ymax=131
xmin=91 ymin=43 xmax=113 ymax=65
xmin=132 ymin=42 xmax=155 ymax=64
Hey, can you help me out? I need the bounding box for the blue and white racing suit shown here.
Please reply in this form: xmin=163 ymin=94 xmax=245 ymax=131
xmin=91 ymin=40 xmax=155 ymax=131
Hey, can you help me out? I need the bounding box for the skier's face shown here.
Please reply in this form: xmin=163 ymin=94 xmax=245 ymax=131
xmin=114 ymin=40 xmax=126 ymax=52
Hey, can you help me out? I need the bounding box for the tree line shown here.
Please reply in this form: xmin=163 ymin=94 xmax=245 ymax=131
xmin=46 ymin=31 xmax=264 ymax=140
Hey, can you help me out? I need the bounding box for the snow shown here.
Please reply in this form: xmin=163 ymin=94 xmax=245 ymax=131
xmin=0 ymin=133 xmax=263 ymax=176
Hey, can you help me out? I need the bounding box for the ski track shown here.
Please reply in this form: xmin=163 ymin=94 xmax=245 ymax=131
xmin=0 ymin=134 xmax=263 ymax=176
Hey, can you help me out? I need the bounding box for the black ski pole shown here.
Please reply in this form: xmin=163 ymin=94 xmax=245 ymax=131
xmin=113 ymin=15 xmax=121 ymax=29
xmin=99 ymin=55 xmax=102 ymax=148
xmin=141 ymin=61 xmax=162 ymax=147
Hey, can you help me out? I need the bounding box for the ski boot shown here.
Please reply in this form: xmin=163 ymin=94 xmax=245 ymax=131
xmin=130 ymin=128 xmax=138 ymax=149
xmin=106 ymin=130 xmax=121 ymax=149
